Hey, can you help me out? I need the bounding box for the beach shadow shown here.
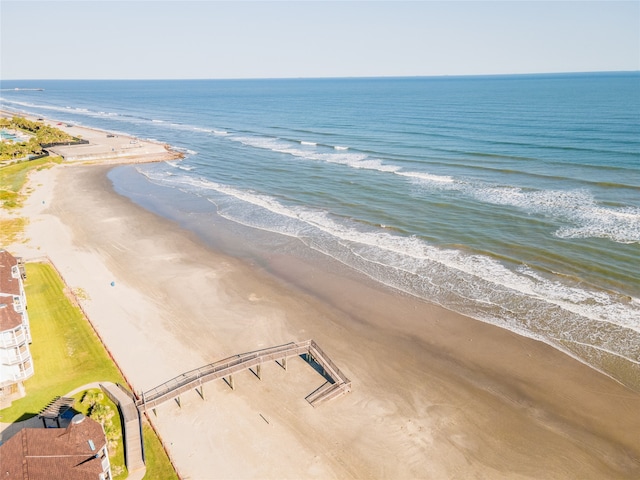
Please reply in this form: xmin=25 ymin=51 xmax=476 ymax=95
xmin=13 ymin=412 xmax=38 ymax=423
xmin=299 ymin=354 xmax=334 ymax=384
xmin=1 ymin=407 xmax=80 ymax=445
xmin=305 ymin=381 xmax=331 ymax=400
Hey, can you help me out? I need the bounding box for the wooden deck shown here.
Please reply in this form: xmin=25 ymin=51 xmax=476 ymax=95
xmin=137 ymin=340 xmax=351 ymax=411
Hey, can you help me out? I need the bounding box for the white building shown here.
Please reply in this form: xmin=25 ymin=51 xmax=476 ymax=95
xmin=0 ymin=249 xmax=33 ymax=404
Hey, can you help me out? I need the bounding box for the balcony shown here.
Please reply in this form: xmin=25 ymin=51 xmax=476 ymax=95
xmin=15 ymin=361 xmax=34 ymax=381
xmin=0 ymin=328 xmax=26 ymax=348
xmin=0 ymin=346 xmax=31 ymax=366
xmin=101 ymin=455 xmax=111 ymax=475
xmin=13 ymin=301 xmax=24 ymax=314
xmin=1 ymin=361 xmax=34 ymax=383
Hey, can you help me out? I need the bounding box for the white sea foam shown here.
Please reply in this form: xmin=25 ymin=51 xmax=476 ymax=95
xmin=2 ymin=98 xmax=123 ymax=123
xmin=2 ymin=98 xmax=202 ymax=136
xmin=397 ymin=171 xmax=454 ymax=183
xmin=470 ymin=187 xmax=640 ymax=244
xmin=406 ymin=172 xmax=640 ymax=244
xmin=232 ymin=136 xmax=286 ymax=149
xmin=226 ymin=132 xmax=639 ymax=244
xmin=555 ymin=205 xmax=640 ymax=244
xmin=231 ymin=135 xmax=401 ymax=173
xmin=171 ymin=146 xmax=198 ymax=156
xmin=166 ymin=161 xmax=195 ymax=171
xmin=334 ymin=146 xmax=349 ymax=150
xmin=2 ymin=99 xmax=82 ymax=115
xmin=301 ymin=141 xmax=317 ymax=146
xmin=139 ymin=166 xmax=640 ymax=347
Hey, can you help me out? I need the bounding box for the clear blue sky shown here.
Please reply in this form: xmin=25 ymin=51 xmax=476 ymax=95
xmin=1 ymin=1 xmax=638 ymax=80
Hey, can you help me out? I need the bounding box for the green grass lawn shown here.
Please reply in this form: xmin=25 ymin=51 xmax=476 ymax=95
xmin=142 ymin=423 xmax=180 ymax=480
xmin=0 ymin=262 xmax=177 ymax=479
xmin=0 ymin=262 xmax=124 ymax=422
xmin=0 ymin=157 xmax=59 ymax=209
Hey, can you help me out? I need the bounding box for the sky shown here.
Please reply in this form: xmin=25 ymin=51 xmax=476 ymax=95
xmin=1 ymin=1 xmax=638 ymax=80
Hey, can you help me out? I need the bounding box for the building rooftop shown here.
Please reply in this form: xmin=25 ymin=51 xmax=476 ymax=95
xmin=0 ymin=414 xmax=108 ymax=480
xmin=0 ymin=301 xmax=21 ymax=331
xmin=0 ymin=249 xmax=20 ymax=296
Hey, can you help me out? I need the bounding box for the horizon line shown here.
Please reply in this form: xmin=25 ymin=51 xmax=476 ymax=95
xmin=2 ymin=70 xmax=639 ymax=83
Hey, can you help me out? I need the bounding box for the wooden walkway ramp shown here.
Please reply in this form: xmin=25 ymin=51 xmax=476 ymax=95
xmin=100 ymin=382 xmax=146 ymax=479
xmin=137 ymin=340 xmax=351 ymax=411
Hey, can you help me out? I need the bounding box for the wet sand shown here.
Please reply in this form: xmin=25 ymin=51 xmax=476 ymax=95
xmin=6 ymin=160 xmax=640 ymax=479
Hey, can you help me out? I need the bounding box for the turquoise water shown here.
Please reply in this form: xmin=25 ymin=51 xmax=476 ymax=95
xmin=2 ymin=73 xmax=639 ymax=386
xmin=0 ymin=130 xmax=19 ymax=141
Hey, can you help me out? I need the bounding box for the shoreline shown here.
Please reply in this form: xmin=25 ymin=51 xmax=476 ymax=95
xmin=109 ymin=163 xmax=640 ymax=393
xmin=3 ymin=125 xmax=640 ymax=477
xmin=1 ymin=109 xmax=182 ymax=164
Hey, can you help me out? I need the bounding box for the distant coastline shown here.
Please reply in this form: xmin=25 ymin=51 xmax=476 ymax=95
xmin=1 ymin=109 xmax=182 ymax=165
xmin=1 ymin=69 xmax=639 ymax=84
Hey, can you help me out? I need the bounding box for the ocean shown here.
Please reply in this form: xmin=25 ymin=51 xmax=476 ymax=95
xmin=2 ymin=73 xmax=639 ymax=388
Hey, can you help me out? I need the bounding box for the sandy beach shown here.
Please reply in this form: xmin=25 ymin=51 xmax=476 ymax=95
xmin=1 ymin=110 xmax=180 ymax=164
xmin=4 ymin=146 xmax=640 ymax=477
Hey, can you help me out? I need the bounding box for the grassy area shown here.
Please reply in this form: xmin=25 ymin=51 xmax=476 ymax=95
xmin=0 ymin=217 xmax=27 ymax=245
xmin=72 ymin=388 xmax=127 ymax=479
xmin=142 ymin=423 xmax=180 ymax=480
xmin=0 ymin=156 xmax=58 ymax=209
xmin=0 ymin=262 xmax=124 ymax=422
xmin=0 ymin=262 xmax=178 ymax=479
xmin=0 ymin=156 xmax=61 ymax=245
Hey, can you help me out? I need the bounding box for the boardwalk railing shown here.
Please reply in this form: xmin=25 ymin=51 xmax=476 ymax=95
xmin=100 ymin=382 xmax=145 ymax=475
xmin=137 ymin=340 xmax=350 ymax=411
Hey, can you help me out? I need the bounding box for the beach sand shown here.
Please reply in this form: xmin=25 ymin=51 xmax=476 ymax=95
xmin=1 ymin=110 xmax=180 ymax=164
xmin=5 ymin=159 xmax=640 ymax=479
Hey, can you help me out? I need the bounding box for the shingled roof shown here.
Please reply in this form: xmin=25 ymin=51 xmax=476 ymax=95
xmin=0 ymin=414 xmax=109 ymax=480
xmin=0 ymin=301 xmax=21 ymax=331
xmin=0 ymin=250 xmax=20 ymax=296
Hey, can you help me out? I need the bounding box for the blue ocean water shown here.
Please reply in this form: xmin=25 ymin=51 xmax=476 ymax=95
xmin=2 ymin=73 xmax=639 ymax=387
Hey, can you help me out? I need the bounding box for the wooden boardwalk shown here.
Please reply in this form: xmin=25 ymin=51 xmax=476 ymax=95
xmin=137 ymin=340 xmax=351 ymax=411
xmin=101 ymin=382 xmax=146 ymax=479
